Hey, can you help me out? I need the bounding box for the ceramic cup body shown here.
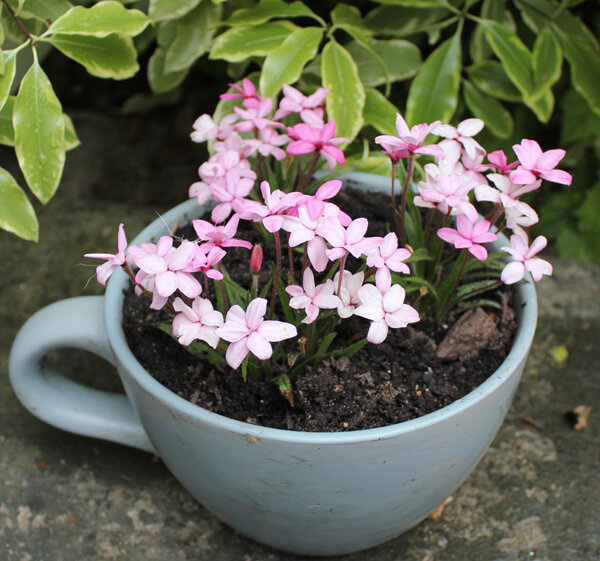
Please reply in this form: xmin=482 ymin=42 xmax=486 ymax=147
xmin=10 ymin=175 xmax=537 ymax=555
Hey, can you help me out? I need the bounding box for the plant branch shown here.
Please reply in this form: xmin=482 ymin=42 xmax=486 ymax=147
xmin=2 ymin=0 xmax=34 ymax=44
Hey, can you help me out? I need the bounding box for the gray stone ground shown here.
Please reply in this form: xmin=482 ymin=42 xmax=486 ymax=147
xmin=1 ymin=112 xmax=599 ymax=561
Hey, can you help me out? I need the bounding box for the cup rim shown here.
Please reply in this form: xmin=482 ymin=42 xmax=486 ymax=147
xmin=104 ymin=174 xmax=537 ymax=445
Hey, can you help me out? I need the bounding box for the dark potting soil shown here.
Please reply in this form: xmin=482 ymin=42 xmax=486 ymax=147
xmin=121 ymin=187 xmax=518 ymax=432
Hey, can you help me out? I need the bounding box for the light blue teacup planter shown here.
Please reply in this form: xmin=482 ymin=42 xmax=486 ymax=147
xmin=9 ymin=175 xmax=537 ymax=556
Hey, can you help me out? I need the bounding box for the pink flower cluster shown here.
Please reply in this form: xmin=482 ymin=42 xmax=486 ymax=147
xmin=86 ymin=78 xmax=572 ymax=379
xmin=189 ymin=79 xmax=346 ymax=225
xmin=375 ymin=113 xmax=571 ymax=282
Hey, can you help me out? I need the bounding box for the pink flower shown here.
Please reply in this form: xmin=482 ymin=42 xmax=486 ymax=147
xmin=172 ymin=297 xmax=224 ymax=347
xmin=238 ymin=181 xmax=302 ymax=231
xmin=216 ymin=298 xmax=297 ymax=369
xmin=220 ymin=77 xmax=262 ymax=109
xmin=487 ymin=149 xmax=518 ymax=174
xmin=285 ymin=268 xmax=340 ymax=324
xmin=354 ymin=283 xmax=419 ymax=344
xmin=474 ymin=174 xmax=539 ymax=226
xmin=85 ymin=223 xmax=127 ymax=285
xmin=415 ymin=173 xmax=478 ymax=217
xmin=245 ymin=127 xmax=289 ymax=161
xmin=189 ymin=245 xmax=226 ymax=281
xmin=319 ymin=216 xmax=379 ymax=261
xmin=281 ymin=204 xmax=329 ymax=272
xmin=287 ymin=120 xmax=346 ymax=169
xmin=501 ymin=234 xmax=552 ymax=284
xmin=333 ymin=270 xmax=364 ymax=318
xmin=366 ymin=232 xmax=411 ymax=291
xmin=298 ymin=179 xmax=351 ymax=225
xmin=437 ymin=215 xmax=498 ymax=261
xmin=434 ymin=118 xmax=485 ymax=160
xmin=129 ymin=238 xmax=202 ymax=309
xmin=274 ymin=84 xmax=328 ymax=126
xmin=510 ymin=139 xmax=572 ymax=186
xmin=210 ymin=169 xmax=255 ymax=223
xmin=375 ymin=113 xmax=444 ymax=161
xmin=234 ymin=98 xmax=281 ymax=133
xmin=192 ymin=214 xmax=252 ymax=250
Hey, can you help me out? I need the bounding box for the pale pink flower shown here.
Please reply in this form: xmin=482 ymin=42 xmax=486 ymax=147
xmin=234 ymin=98 xmax=281 ymax=132
xmin=487 ymin=149 xmax=518 ymax=174
xmin=281 ymin=204 xmax=330 ymax=272
xmin=190 ymin=114 xmax=219 ymax=143
xmin=220 ymin=77 xmax=262 ymax=109
xmin=437 ymin=215 xmax=497 ymax=261
xmin=333 ymin=270 xmax=364 ymax=318
xmin=210 ymin=169 xmax=255 ymax=223
xmin=366 ymin=232 xmax=411 ymax=291
xmin=319 ymin=216 xmax=379 ymax=261
xmin=434 ymin=118 xmax=485 ymax=160
xmin=245 ymin=127 xmax=289 ymax=161
xmin=297 ymin=179 xmax=351 ymax=225
xmin=189 ymin=244 xmax=226 ymax=281
xmin=504 ymin=206 xmax=538 ymax=239
xmin=172 ymin=297 xmax=224 ymax=348
xmin=287 ymin=120 xmax=346 ymax=169
xmin=415 ymin=173 xmax=478 ymax=217
xmin=274 ymin=84 xmax=328 ymax=126
xmin=192 ymin=214 xmax=252 ymax=250
xmin=216 ymin=298 xmax=297 ymax=369
xmin=501 ymin=234 xmax=552 ymax=284
xmin=85 ymin=223 xmax=127 ymax=285
xmin=474 ymin=174 xmax=539 ymax=226
xmin=213 ymin=131 xmax=255 ymax=159
xmin=285 ymin=268 xmax=340 ymax=324
xmin=238 ymin=181 xmax=302 ymax=231
xmin=510 ymin=139 xmax=572 ymax=185
xmin=129 ymin=238 xmax=202 ymax=309
xmin=354 ymin=283 xmax=419 ymax=344
xmin=375 ymin=113 xmax=444 ymax=161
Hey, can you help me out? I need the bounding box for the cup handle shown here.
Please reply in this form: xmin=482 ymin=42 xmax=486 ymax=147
xmin=9 ymin=296 xmax=155 ymax=453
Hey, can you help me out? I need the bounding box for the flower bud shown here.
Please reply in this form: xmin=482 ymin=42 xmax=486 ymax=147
xmin=250 ymin=244 xmax=263 ymax=275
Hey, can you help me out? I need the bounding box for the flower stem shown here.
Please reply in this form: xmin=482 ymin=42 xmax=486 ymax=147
xmin=269 ymin=231 xmax=282 ymax=318
xmin=336 ymin=253 xmax=348 ymax=297
xmin=389 ymin=161 xmax=403 ymax=241
xmin=399 ymin=156 xmax=414 ymax=246
xmin=287 ymin=234 xmax=296 ymax=285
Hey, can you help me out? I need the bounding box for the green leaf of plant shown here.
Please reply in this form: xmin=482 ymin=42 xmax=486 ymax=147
xmin=345 ymin=39 xmax=421 ymax=87
xmin=48 ymin=1 xmax=150 ymax=37
xmin=209 ymin=21 xmax=298 ymax=63
xmin=44 ymin=33 xmax=140 ymax=80
xmin=148 ymin=0 xmax=202 ymax=22
xmin=466 ymin=60 xmax=521 ymax=102
xmin=0 ymin=96 xmax=15 ymax=145
xmin=259 ymin=26 xmax=323 ymax=99
xmin=365 ymin=5 xmax=450 ymax=37
xmin=560 ymin=33 xmax=600 ymax=117
xmin=369 ymin=0 xmax=446 ymax=7
xmin=480 ymin=19 xmax=534 ymax=94
xmin=18 ymin=0 xmax=71 ymax=23
xmin=0 ymin=166 xmax=38 ymax=241
xmin=462 ymin=80 xmax=513 ymax=139
xmin=147 ymin=46 xmax=189 ymax=93
xmin=331 ymin=3 xmax=371 ymax=33
xmin=13 ymin=57 xmax=65 ymax=205
xmin=226 ymin=0 xmax=324 ymax=27
xmin=321 ymin=39 xmax=365 ymax=142
xmin=469 ymin=0 xmax=515 ymax=63
xmin=532 ymin=27 xmax=562 ymax=96
xmin=63 ymin=113 xmax=80 ymax=151
xmin=560 ymin=89 xmax=600 ymax=145
xmin=363 ymin=87 xmax=398 ymax=135
xmin=405 ymin=30 xmax=461 ymax=126
xmin=164 ymin=0 xmax=221 ymax=72
xmin=0 ymin=50 xmax=17 ymax=111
